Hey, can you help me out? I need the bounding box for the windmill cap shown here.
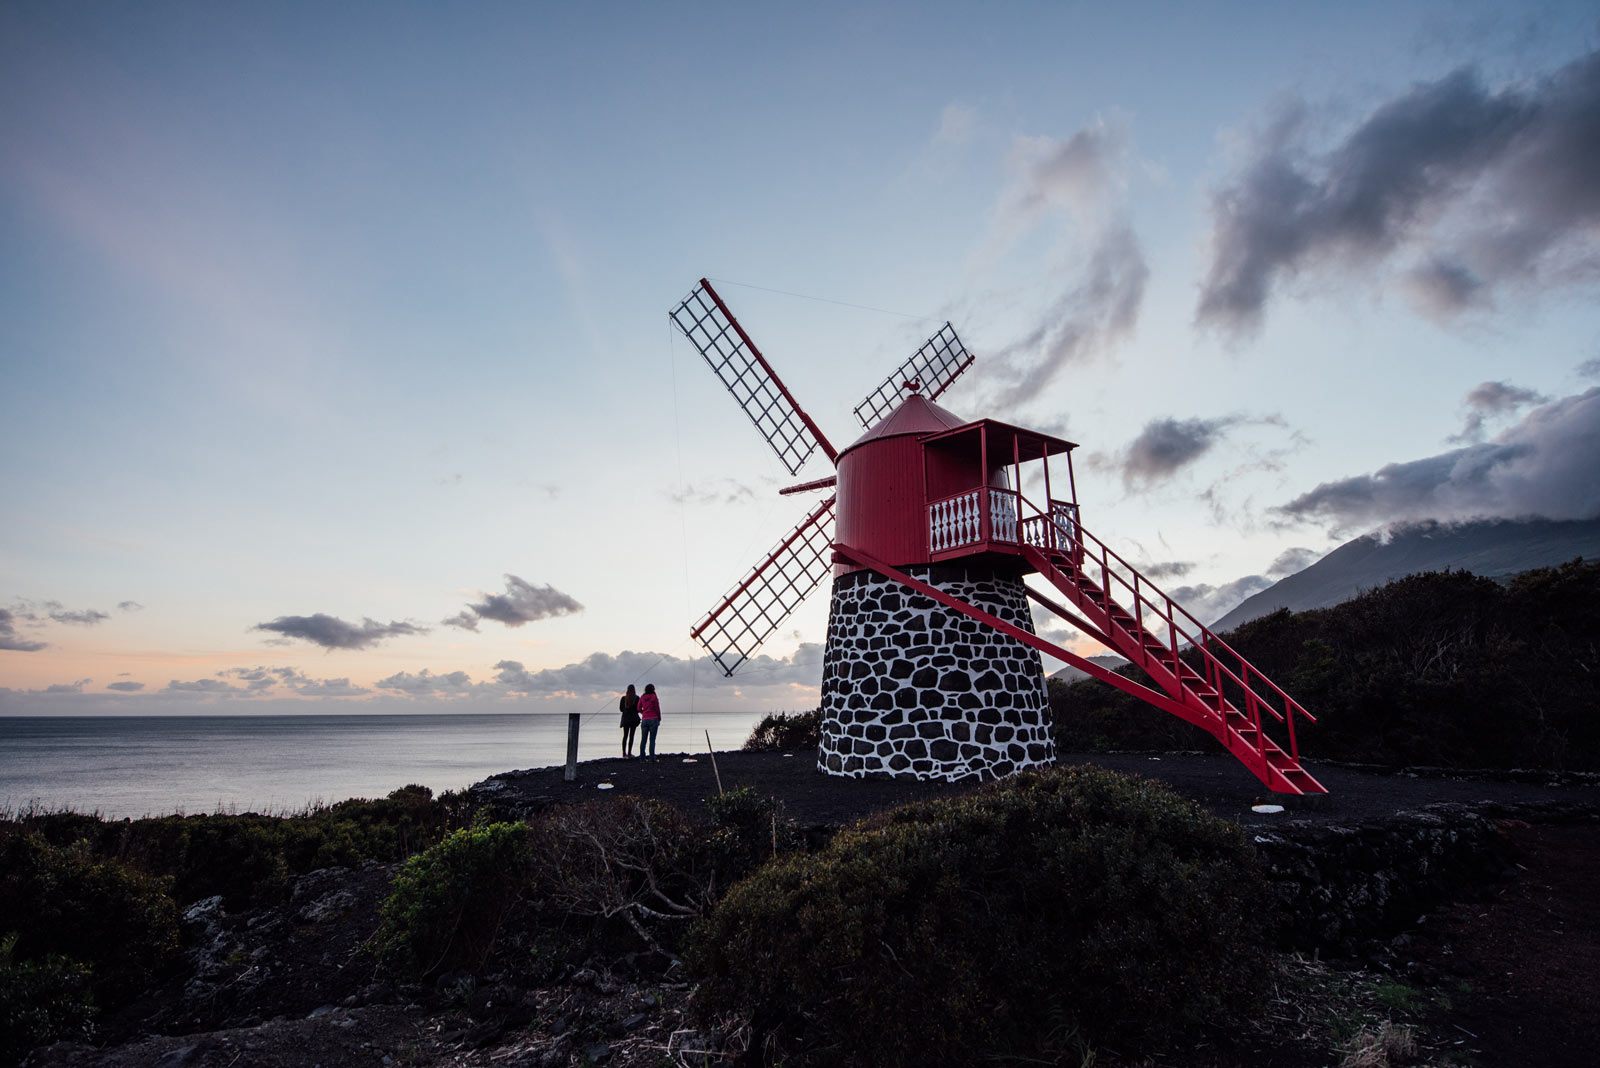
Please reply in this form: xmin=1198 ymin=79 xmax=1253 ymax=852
xmin=842 ymin=393 xmax=967 ymax=455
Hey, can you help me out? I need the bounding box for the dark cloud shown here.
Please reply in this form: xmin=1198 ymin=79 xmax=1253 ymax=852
xmin=1450 ymin=380 xmax=1551 ymax=442
xmin=1267 ymin=547 xmax=1322 ymax=577
xmin=1106 ymin=416 xmax=1241 ymax=488
xmin=0 ymin=608 xmax=48 ymax=652
xmin=1277 ymin=386 xmax=1600 ymax=533
xmin=1169 ymin=575 xmax=1276 ymax=627
xmin=1142 ymin=561 xmax=1195 ymax=580
xmin=1579 ymin=356 xmax=1600 ymax=380
xmin=44 ymin=678 xmax=91 ymax=694
xmin=252 ymin=614 xmax=427 ymax=650
xmin=1199 ymin=51 xmax=1600 ymax=337
xmin=118 ymin=601 xmax=145 ymax=612
xmin=49 ymin=607 xmax=110 ymax=626
xmin=986 ymin=224 xmax=1148 ymax=412
xmin=441 ymin=575 xmax=583 ymax=632
xmin=106 ymin=681 xmax=145 ymax=692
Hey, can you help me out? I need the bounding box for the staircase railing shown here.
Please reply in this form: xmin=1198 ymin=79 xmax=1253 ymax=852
xmin=1047 ymin=517 xmax=1315 ymax=765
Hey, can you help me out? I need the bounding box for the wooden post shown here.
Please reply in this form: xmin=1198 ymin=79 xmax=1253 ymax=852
xmin=564 ymin=712 xmax=580 ymax=782
xmin=706 ymin=729 xmax=724 ymax=795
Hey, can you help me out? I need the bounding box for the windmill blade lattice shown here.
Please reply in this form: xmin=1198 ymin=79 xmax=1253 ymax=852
xmin=852 ymin=322 xmax=975 ymax=429
xmin=692 ymin=495 xmax=836 ymax=676
xmin=670 ymin=280 xmax=833 ymax=476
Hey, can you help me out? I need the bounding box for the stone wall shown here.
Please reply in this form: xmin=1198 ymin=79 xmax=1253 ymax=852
xmin=818 ymin=563 xmax=1054 ymax=781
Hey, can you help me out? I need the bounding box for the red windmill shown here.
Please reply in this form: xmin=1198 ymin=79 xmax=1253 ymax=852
xmin=671 ymin=279 xmax=1325 ymax=794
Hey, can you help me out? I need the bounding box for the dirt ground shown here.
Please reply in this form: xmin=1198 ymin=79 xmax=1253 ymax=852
xmin=25 ymin=749 xmax=1600 ymax=1068
xmin=484 ymin=747 xmax=1596 ymax=830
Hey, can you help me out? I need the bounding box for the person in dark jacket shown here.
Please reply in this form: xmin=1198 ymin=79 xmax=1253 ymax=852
xmin=619 ymin=684 xmax=641 ymax=758
xmin=637 ymin=683 xmax=661 ymax=761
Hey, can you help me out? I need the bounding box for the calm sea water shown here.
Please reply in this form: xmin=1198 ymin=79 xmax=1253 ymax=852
xmin=0 ymin=711 xmax=767 ymax=818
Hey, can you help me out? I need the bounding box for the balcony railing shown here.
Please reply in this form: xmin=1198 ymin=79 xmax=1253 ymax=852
xmin=928 ymin=488 xmax=1077 ymax=555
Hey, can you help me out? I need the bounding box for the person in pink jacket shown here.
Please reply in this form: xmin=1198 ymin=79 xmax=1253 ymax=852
xmin=636 ymin=683 xmax=661 ymax=762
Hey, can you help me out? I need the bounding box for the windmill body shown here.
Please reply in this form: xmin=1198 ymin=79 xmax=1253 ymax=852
xmin=672 ymin=279 xmax=1327 ymax=794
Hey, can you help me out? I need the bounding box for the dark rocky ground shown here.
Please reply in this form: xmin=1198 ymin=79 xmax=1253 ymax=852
xmin=24 ymin=749 xmax=1600 ymax=1068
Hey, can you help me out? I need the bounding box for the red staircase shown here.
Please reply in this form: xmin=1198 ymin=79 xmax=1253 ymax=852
xmin=1021 ymin=523 xmax=1326 ymax=795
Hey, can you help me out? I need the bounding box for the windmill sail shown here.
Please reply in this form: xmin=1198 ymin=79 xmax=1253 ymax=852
xmin=692 ymin=495 xmax=836 ymax=676
xmin=670 ymin=279 xmax=836 ymax=476
xmin=852 ymin=323 xmax=975 ymax=429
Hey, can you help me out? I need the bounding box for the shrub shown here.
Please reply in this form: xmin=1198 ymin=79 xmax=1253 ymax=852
xmin=373 ymin=821 xmax=535 ymax=980
xmin=703 ymin=787 xmax=804 ymax=882
xmin=14 ymin=785 xmax=473 ymax=909
xmin=742 ymin=709 xmax=821 ymax=752
xmin=688 ymin=765 xmax=1271 ymax=1065
xmin=527 ymin=797 xmax=714 ymax=956
xmin=0 ymin=933 xmax=96 ymax=1068
xmin=0 ymin=832 xmax=180 ymax=1008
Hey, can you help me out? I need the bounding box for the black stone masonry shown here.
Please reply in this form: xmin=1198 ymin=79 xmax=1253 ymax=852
xmin=818 ymin=562 xmax=1055 ymax=781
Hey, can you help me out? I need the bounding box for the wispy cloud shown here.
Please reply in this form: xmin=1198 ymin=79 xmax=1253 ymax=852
xmin=1276 ymin=386 xmax=1600 ymax=533
xmin=977 ymin=119 xmax=1149 ymax=415
xmin=441 ymin=574 xmax=584 ymax=632
xmin=1199 ymin=49 xmax=1600 ymax=338
xmin=252 ymin=613 xmax=427 ymax=650
xmin=667 ymin=479 xmax=759 ymax=506
xmin=106 ymin=681 xmax=145 ymax=692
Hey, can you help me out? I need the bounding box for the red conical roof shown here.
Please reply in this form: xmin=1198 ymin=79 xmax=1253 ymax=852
xmin=840 ymin=393 xmax=967 ymax=457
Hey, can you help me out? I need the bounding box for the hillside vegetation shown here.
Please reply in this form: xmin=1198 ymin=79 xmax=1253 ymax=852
xmin=1050 ymin=559 xmax=1600 ymax=770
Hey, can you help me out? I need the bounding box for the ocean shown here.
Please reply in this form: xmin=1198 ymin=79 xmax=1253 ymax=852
xmin=0 ymin=710 xmax=769 ymax=818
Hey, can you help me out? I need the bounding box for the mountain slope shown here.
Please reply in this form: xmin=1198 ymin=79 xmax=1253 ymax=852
xmin=1211 ymin=517 xmax=1600 ymax=634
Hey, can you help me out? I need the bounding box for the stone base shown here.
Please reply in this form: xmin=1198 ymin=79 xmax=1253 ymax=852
xmin=818 ymin=563 xmax=1055 ymax=782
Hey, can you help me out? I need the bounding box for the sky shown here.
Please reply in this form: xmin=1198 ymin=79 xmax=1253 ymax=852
xmin=3 ymin=1 xmax=1598 ymax=719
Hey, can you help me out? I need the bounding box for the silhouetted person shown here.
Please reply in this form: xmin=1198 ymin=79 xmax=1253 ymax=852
xmin=619 ymin=684 xmax=641 ymax=758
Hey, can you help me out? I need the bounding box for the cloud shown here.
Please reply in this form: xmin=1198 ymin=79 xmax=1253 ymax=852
xmin=1168 ymin=575 xmax=1277 ymax=627
xmin=106 ymin=681 xmax=145 ymax=692
xmin=667 ymin=480 xmax=758 ymax=506
xmin=1579 ymin=356 xmax=1600 ymax=380
xmin=978 ymin=120 xmax=1149 ymax=414
xmin=49 ymin=607 xmax=110 ymax=625
xmin=252 ymin=613 xmax=426 ymax=650
xmin=375 ymin=668 xmax=479 ymax=697
xmin=0 ymin=608 xmax=48 ymax=652
xmin=45 ymin=678 xmax=92 ymax=694
xmin=117 ymin=600 xmax=144 ymax=612
xmin=211 ymin=665 xmax=371 ymax=697
xmin=441 ymin=575 xmax=583 ymax=632
xmin=1199 ymin=50 xmax=1600 ymax=337
xmin=1103 ymin=416 xmax=1242 ymax=488
xmin=1267 ymin=547 xmax=1322 ymax=577
xmin=1276 ymin=386 xmax=1600 ymax=533
xmin=933 ymin=103 xmax=978 ymax=147
xmin=1142 ymin=560 xmax=1195 ymax=580
xmin=1449 ymin=380 xmax=1551 ymax=442
xmin=492 ymin=643 xmax=824 ymax=697
xmin=166 ymin=677 xmax=248 ymax=694
xmin=985 ymin=224 xmax=1148 ymax=411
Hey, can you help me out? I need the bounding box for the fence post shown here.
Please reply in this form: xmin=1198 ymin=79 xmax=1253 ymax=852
xmin=564 ymin=712 xmax=580 ymax=782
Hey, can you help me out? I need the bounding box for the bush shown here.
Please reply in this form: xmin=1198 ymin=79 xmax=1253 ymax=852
xmin=14 ymin=785 xmax=473 ymax=909
xmin=373 ymin=821 xmax=535 ymax=980
xmin=528 ymin=797 xmax=715 ymax=957
xmin=1049 ymin=561 xmax=1600 ymax=771
xmin=688 ymin=765 xmax=1271 ymax=1065
xmin=0 ymin=933 xmax=96 ymax=1068
xmin=0 ymin=832 xmax=180 ymax=1008
xmin=742 ymin=709 xmax=821 ymax=752
xmin=703 ymin=787 xmax=804 ymax=882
